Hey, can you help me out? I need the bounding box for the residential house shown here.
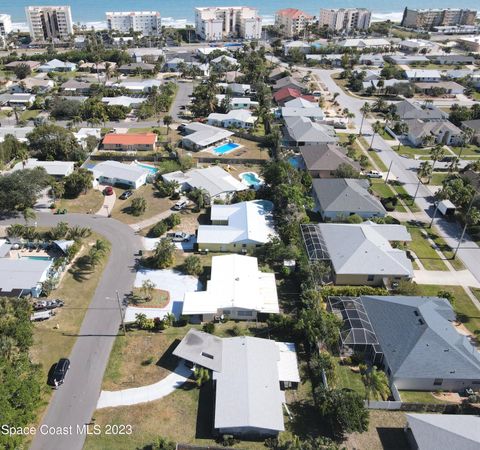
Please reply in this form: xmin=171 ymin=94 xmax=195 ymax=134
xmin=405 ymin=414 xmax=480 ymax=450
xmin=74 ymin=128 xmax=101 ymax=148
xmin=60 ymin=79 xmax=93 ymax=95
xmin=0 ymin=126 xmax=34 ymax=143
xmin=299 ymin=143 xmax=361 ymax=178
xmin=215 ymin=95 xmax=259 ymax=110
xmin=457 ymin=36 xmax=480 ymax=53
xmin=394 ymin=100 xmax=447 ymax=121
xmin=109 ymin=79 xmax=162 ymax=93
xmin=283 ymin=116 xmax=337 ymax=146
xmin=0 ymin=258 xmax=53 ymax=298
xmin=427 ymin=54 xmax=475 ymax=65
xmin=5 ymin=60 xmax=41 ymax=71
xmin=283 ymin=40 xmax=311 ymax=56
xmin=312 ymin=178 xmax=386 ymax=220
xmin=210 ymin=55 xmax=239 ymax=69
xmin=329 ymin=295 xmax=480 ymax=391
xmin=337 ymin=38 xmax=390 ymax=49
xmin=11 ymin=158 xmax=74 ymax=178
xmin=398 ymin=38 xmax=437 ymax=52
xmin=405 ymin=119 xmax=463 ymax=147
xmin=385 ymin=55 xmax=430 ymax=65
xmin=462 ymin=119 xmax=480 ymax=144
xmin=207 ymin=109 xmax=257 ymax=129
xmin=127 ymin=47 xmax=164 ymax=63
xmin=415 ymin=81 xmax=465 ymax=95
xmin=358 ymin=54 xmax=385 ymax=66
xmin=78 ymin=61 xmax=117 ymax=73
xmin=273 ymin=76 xmax=306 ymax=93
xmin=196 ymin=200 xmax=275 ymax=252
xmin=268 ymin=67 xmax=288 ymax=82
xmin=281 ymin=106 xmax=324 ymax=121
xmin=162 ymin=166 xmax=246 ymax=203
xmin=91 ymin=160 xmax=149 ymax=189
xmin=102 ymin=133 xmax=157 ymax=151
xmin=182 ymin=254 xmax=279 ymax=321
xmin=404 ymin=69 xmax=442 ymax=82
xmin=38 ymin=59 xmax=77 ymax=72
xmin=362 ymin=79 xmax=409 ymax=91
xmin=0 ymin=93 xmax=36 ymax=108
xmin=217 ymin=83 xmax=252 ymax=96
xmin=306 ymin=54 xmax=343 ymax=67
xmin=181 ymin=123 xmax=234 ymax=151
xmin=223 ymin=70 xmax=245 ymax=83
xmin=173 ymin=329 xmax=300 ymax=436
xmin=273 ymin=87 xmax=315 ymax=106
xmin=10 ymin=77 xmax=54 ymax=93
xmin=118 ymin=62 xmax=156 ymax=74
xmin=102 ymin=96 xmax=147 ymax=108
xmin=444 ymin=69 xmax=473 ymax=80
xmin=301 ymin=222 xmax=413 ymax=285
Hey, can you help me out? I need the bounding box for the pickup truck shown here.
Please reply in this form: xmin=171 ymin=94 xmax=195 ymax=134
xmin=33 ymin=299 xmax=64 ymax=311
xmin=31 ymin=310 xmax=56 ymax=322
xmin=166 ymin=232 xmax=191 ymax=242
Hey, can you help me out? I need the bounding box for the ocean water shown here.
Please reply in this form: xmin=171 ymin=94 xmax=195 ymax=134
xmin=2 ymin=0 xmax=479 ymax=26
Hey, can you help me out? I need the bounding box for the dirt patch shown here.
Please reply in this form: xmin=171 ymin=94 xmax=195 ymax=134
xmin=432 ymin=392 xmax=462 ymax=404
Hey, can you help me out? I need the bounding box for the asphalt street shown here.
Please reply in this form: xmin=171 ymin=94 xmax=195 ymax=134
xmin=170 ymin=80 xmax=195 ymax=122
xmin=311 ymin=68 xmax=480 ymax=283
xmin=1 ymin=212 xmax=142 ymax=450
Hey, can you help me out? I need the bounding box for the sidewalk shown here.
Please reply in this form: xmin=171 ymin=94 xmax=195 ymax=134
xmin=96 ymin=361 xmax=192 ymax=409
xmin=130 ymin=209 xmax=174 ymax=232
xmin=413 ymin=270 xmax=480 ymax=288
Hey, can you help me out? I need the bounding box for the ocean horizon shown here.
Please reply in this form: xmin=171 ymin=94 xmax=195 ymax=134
xmin=2 ymin=0 xmax=479 ymax=28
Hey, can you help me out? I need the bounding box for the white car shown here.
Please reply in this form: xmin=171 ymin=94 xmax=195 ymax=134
xmin=366 ymin=170 xmax=382 ymax=179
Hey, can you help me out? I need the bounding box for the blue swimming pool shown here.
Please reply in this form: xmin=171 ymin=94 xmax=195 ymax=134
xmin=135 ymin=162 xmax=159 ymax=174
xmin=241 ymin=172 xmax=263 ymax=188
xmin=288 ymin=156 xmax=303 ymax=169
xmin=22 ymin=256 xmax=52 ymax=261
xmin=214 ymin=142 xmax=241 ymax=155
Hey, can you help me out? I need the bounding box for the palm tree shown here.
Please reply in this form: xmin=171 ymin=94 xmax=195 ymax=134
xmin=413 ymin=161 xmax=432 ymax=203
xmin=162 ymin=115 xmax=173 ymax=134
xmin=429 ymin=145 xmax=446 ymax=179
xmin=396 ymin=122 xmax=409 ymax=152
xmin=362 ymin=366 xmax=390 ymax=403
xmin=448 ymin=156 xmax=460 ymax=173
xmin=6 ymin=224 xmax=26 ymax=239
xmin=458 ymin=129 xmax=474 ymax=159
xmin=359 ymin=102 xmax=371 ymax=136
xmin=67 ymin=226 xmax=92 ymax=240
xmin=91 ymin=239 xmax=109 ymax=256
xmin=370 ymin=121 xmax=382 ymax=149
xmin=22 ymin=208 xmax=36 ymax=226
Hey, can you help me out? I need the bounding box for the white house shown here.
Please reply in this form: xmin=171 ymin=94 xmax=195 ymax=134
xmin=0 ymin=258 xmax=53 ymax=298
xmin=197 ymin=200 xmax=275 ymax=252
xmin=182 ymin=254 xmax=279 ymax=321
xmin=207 ymin=109 xmax=257 ymax=129
xmin=181 ymin=123 xmax=234 ymax=151
xmin=38 ymin=59 xmax=77 ymax=72
xmin=91 ymin=160 xmax=149 ymax=189
xmin=404 ymin=69 xmax=441 ymax=83
xmin=216 ymin=95 xmax=259 ymax=110
xmin=11 ymin=158 xmax=74 ymax=178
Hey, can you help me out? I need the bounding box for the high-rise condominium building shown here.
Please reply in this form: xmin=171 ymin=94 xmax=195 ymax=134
xmin=0 ymin=14 xmax=12 ymax=36
xmin=275 ymin=9 xmax=313 ymax=38
xmin=195 ymin=6 xmax=262 ymax=41
xmin=26 ymin=6 xmax=73 ymax=41
xmin=106 ymin=11 xmax=161 ymax=36
xmin=401 ymin=8 xmax=477 ymax=30
xmin=319 ymin=8 xmax=371 ymax=32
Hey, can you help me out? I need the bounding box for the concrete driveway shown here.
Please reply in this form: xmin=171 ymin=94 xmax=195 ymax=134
xmin=125 ymin=269 xmax=201 ymax=322
xmin=413 ymin=270 xmax=480 ymax=288
xmin=170 ymin=80 xmax=194 ymax=122
xmin=96 ymin=361 xmax=192 ymax=409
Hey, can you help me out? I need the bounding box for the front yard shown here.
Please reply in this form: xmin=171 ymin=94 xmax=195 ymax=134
xmin=405 ymin=223 xmax=448 ymax=271
xmin=56 ymin=189 xmax=104 ymax=214
xmin=110 ymin=185 xmax=173 ymax=225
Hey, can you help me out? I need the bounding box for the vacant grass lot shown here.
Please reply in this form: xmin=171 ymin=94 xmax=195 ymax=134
xmin=111 ymin=185 xmax=173 ymax=225
xmin=56 ymin=189 xmax=104 ymax=214
xmin=416 ymin=285 xmax=480 ymax=336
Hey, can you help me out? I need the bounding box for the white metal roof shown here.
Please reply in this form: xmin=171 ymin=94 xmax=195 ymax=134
xmin=91 ymin=160 xmax=149 ymax=184
xmin=0 ymin=258 xmax=52 ymax=293
xmin=11 ymin=158 xmax=75 ymax=177
xmin=276 ymin=342 xmax=301 ymax=383
xmin=182 ymin=254 xmax=279 ymax=315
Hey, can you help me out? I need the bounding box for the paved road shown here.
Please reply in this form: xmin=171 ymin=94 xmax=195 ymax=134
xmin=170 ymin=80 xmax=195 ymax=122
xmin=1 ymin=212 xmax=141 ymax=450
xmin=311 ymin=68 xmax=480 ymax=283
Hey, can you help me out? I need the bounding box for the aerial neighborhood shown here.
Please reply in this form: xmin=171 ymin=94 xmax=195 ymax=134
xmin=1 ymin=3 xmax=480 ymax=450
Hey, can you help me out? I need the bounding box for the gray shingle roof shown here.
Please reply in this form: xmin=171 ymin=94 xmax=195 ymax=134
xmin=312 ymin=178 xmax=386 ymax=216
xmin=407 ymin=414 xmax=480 ymax=450
xmin=361 ymin=296 xmax=480 ymax=380
xmin=300 ymin=143 xmax=360 ymax=172
xmin=284 ymin=116 xmax=337 ymax=144
xmin=395 ymin=100 xmax=447 ymax=121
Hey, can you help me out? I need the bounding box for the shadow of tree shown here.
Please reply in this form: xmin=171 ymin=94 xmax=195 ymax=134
xmin=69 ymin=255 xmax=93 ymax=282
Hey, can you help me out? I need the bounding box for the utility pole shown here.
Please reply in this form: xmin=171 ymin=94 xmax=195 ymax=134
xmin=116 ymin=290 xmax=127 ymax=335
xmin=453 ymin=192 xmax=476 ymax=259
xmin=384 ymin=160 xmax=393 ymax=184
xmin=412 ymin=177 xmax=421 ymax=205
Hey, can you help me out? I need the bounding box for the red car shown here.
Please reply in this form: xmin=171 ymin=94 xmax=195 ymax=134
xmin=103 ymin=186 xmax=114 ymax=196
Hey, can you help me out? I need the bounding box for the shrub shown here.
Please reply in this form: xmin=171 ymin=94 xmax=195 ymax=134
xmin=130 ymin=197 xmax=147 ymax=216
xmin=164 ymin=213 xmax=181 ymax=229
xmin=148 ymin=221 xmax=168 ymax=238
xmin=202 ymin=322 xmax=215 ymax=334
xmin=183 ymin=255 xmax=203 ymax=276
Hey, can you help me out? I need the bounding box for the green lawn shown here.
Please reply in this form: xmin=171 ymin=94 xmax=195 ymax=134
xmin=359 ymin=137 xmax=388 ymax=171
xmin=369 ymin=179 xmax=406 ymax=213
xmin=429 ymin=172 xmax=449 ymax=186
xmin=450 ymin=144 xmax=480 ymax=157
xmin=335 ymin=358 xmax=366 ymax=397
xmin=391 ymin=183 xmax=420 ymax=213
xmin=399 ymin=390 xmax=449 ymax=404
xmin=426 ymin=228 xmax=465 ymax=271
xmin=416 ymin=285 xmax=480 ymax=336
xmin=397 ymin=145 xmax=427 ymax=159
xmin=405 ymin=224 xmax=448 ymax=271
xmin=56 ymin=189 xmax=104 ymax=214
xmin=471 ymin=91 xmax=480 ymax=101
xmin=379 ymin=127 xmax=394 ymax=140
xmin=20 ymin=109 xmax=41 ymax=121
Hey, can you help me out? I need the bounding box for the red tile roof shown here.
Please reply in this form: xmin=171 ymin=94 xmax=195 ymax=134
xmin=273 ymin=87 xmax=302 ymax=103
xmin=102 ymin=133 xmax=157 ymax=146
xmin=276 ymin=8 xmax=313 ymax=19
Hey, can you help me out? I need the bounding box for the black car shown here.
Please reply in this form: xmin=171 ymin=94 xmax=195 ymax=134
xmin=52 ymin=358 xmax=70 ymax=386
xmin=119 ymin=190 xmax=133 ymax=200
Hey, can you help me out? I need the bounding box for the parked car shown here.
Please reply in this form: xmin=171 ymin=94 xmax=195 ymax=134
xmin=119 ymin=190 xmax=133 ymax=200
xmin=31 ymin=310 xmax=55 ymax=322
xmin=167 ymin=232 xmax=191 ymax=242
xmin=34 ymin=299 xmax=64 ymax=311
xmin=103 ymin=186 xmax=114 ymax=196
xmin=172 ymin=200 xmax=188 ymax=211
xmin=366 ymin=170 xmax=382 ymax=179
xmin=51 ymin=358 xmax=70 ymax=386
